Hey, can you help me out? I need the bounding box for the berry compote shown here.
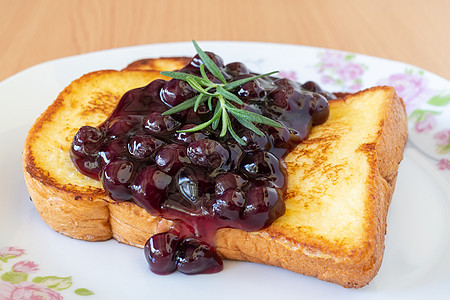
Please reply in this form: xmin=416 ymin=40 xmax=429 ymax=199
xmin=70 ymin=50 xmax=335 ymax=275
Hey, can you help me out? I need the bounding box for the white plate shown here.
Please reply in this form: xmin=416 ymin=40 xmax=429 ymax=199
xmin=0 ymin=41 xmax=449 ymax=299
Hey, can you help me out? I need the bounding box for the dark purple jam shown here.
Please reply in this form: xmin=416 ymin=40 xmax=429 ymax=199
xmin=70 ymin=51 xmax=335 ymax=275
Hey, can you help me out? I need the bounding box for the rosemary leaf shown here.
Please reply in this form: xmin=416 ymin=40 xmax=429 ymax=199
xmin=231 ymin=113 xmax=265 ymax=137
xmin=216 ymin=85 xmax=244 ymax=105
xmin=227 ymin=123 xmax=246 ymax=146
xmin=227 ymin=106 xmax=282 ymax=128
xmin=212 ymin=102 xmax=221 ymax=130
xmin=163 ymin=40 xmax=281 ymax=146
xmin=207 ymin=95 xmax=213 ymax=111
xmin=192 ymin=40 xmax=227 ymax=84
xmin=161 ymin=71 xmax=196 ymax=81
xmin=223 ymin=71 xmax=279 ymax=90
xmin=186 ymin=76 xmax=215 ymax=96
xmin=178 ymin=107 xmax=222 ymax=132
xmin=220 ymin=107 xmax=230 ymax=137
xmin=161 ymin=71 xmax=210 ymax=87
xmin=199 ymin=63 xmax=208 ymax=80
xmin=162 ymin=95 xmax=197 ymax=115
xmin=194 ymin=93 xmax=208 ymax=112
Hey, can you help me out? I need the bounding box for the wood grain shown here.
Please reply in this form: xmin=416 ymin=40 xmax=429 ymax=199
xmin=1 ymin=0 xmax=449 ymax=81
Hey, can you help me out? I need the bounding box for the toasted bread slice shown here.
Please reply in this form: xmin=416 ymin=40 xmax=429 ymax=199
xmin=23 ymin=63 xmax=407 ymax=288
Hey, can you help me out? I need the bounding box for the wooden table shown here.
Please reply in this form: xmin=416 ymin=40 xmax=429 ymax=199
xmin=1 ymin=0 xmax=449 ymax=82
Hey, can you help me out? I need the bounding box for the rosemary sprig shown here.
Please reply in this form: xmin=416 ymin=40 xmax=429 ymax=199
xmin=161 ymin=40 xmax=282 ymax=145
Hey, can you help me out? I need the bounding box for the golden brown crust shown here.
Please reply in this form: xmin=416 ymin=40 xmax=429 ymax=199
xmin=24 ymin=169 xmax=112 ymax=241
xmin=108 ymin=201 xmax=173 ymax=247
xmin=23 ymin=63 xmax=407 ymax=288
xmin=123 ymin=57 xmax=192 ymax=71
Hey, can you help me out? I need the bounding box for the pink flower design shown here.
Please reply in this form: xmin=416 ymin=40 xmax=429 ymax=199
xmin=437 ymin=159 xmax=450 ymax=170
xmin=378 ymin=73 xmax=429 ymax=114
xmin=278 ymin=70 xmax=298 ymax=81
xmin=0 ymin=248 xmax=25 ymax=258
xmin=320 ymin=74 xmax=334 ymax=84
xmin=318 ymin=51 xmax=345 ymax=70
xmin=0 ymin=248 xmax=25 ymax=263
xmin=0 ymin=281 xmax=62 ymax=300
xmin=349 ymin=82 xmax=363 ymax=92
xmin=316 ymin=51 xmax=366 ymax=92
xmin=433 ymin=129 xmax=450 ymax=146
xmin=12 ymin=261 xmax=39 ymax=274
xmin=414 ymin=113 xmax=437 ymax=133
xmin=337 ymin=63 xmax=364 ymax=82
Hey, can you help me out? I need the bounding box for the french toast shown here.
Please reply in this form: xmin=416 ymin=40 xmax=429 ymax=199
xmin=22 ymin=56 xmax=407 ymax=288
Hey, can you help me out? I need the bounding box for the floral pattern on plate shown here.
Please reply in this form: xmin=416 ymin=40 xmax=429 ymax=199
xmin=315 ymin=50 xmax=367 ymax=92
xmin=378 ymin=69 xmax=450 ymax=172
xmin=0 ymin=247 xmax=94 ymax=299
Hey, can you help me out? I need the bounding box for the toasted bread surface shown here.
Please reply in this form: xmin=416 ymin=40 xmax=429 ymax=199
xmin=23 ymin=62 xmax=407 ymax=288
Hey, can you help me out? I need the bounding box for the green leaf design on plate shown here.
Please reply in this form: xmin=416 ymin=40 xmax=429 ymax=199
xmin=344 ymin=54 xmax=355 ymax=60
xmin=32 ymin=275 xmax=73 ymax=291
xmin=1 ymin=271 xmax=28 ymax=283
xmin=75 ymin=288 xmax=95 ymax=296
xmin=408 ymin=109 xmax=441 ymax=121
xmin=427 ymin=94 xmax=450 ymax=107
xmin=409 ymin=109 xmax=425 ymax=121
xmin=437 ymin=143 xmax=450 ymax=154
xmin=0 ymin=255 xmax=18 ymax=263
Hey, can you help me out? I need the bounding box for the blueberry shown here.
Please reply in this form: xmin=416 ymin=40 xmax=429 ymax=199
xmin=214 ymin=173 xmax=246 ymax=196
xmin=98 ymin=138 xmax=129 ymax=166
xmin=143 ymin=112 xmax=180 ymax=136
xmin=145 ymin=231 xmax=181 ymax=275
xmin=175 ymin=124 xmax=208 ymax=145
xmin=274 ymin=78 xmax=300 ymax=89
xmin=266 ymin=125 xmax=291 ymax=148
xmin=176 ymin=239 xmax=223 ymax=275
xmin=127 ymin=134 xmax=164 ymax=160
xmin=188 ymin=52 xmax=225 ymax=70
xmin=187 ymin=139 xmax=229 ymax=170
xmin=240 ymin=128 xmax=269 ymax=151
xmin=241 ymin=185 xmax=284 ymax=231
xmin=239 ymin=150 xmax=286 ymax=188
xmin=132 ymin=166 xmax=172 ymax=215
xmin=144 ymin=79 xmax=166 ymax=101
xmin=160 ymin=79 xmax=197 ymax=107
xmin=155 ymin=144 xmax=190 ymax=176
xmin=309 ymin=93 xmax=330 ymax=125
xmin=267 ymin=85 xmax=295 ymax=112
xmin=106 ymin=117 xmax=141 ymax=138
xmin=70 ymin=155 xmax=102 ymax=180
xmin=101 ymin=159 xmax=135 ymax=201
xmin=237 ymin=78 xmax=266 ymax=101
xmin=225 ymin=62 xmax=250 ymax=77
xmin=211 ymin=188 xmax=245 ymax=221
xmin=71 ymin=126 xmax=104 ymax=157
xmin=107 ymin=87 xmax=145 ymax=119
xmin=176 ymin=166 xmax=214 ymax=205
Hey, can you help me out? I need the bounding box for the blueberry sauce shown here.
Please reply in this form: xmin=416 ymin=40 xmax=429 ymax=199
xmin=70 ymin=51 xmax=335 ymax=275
